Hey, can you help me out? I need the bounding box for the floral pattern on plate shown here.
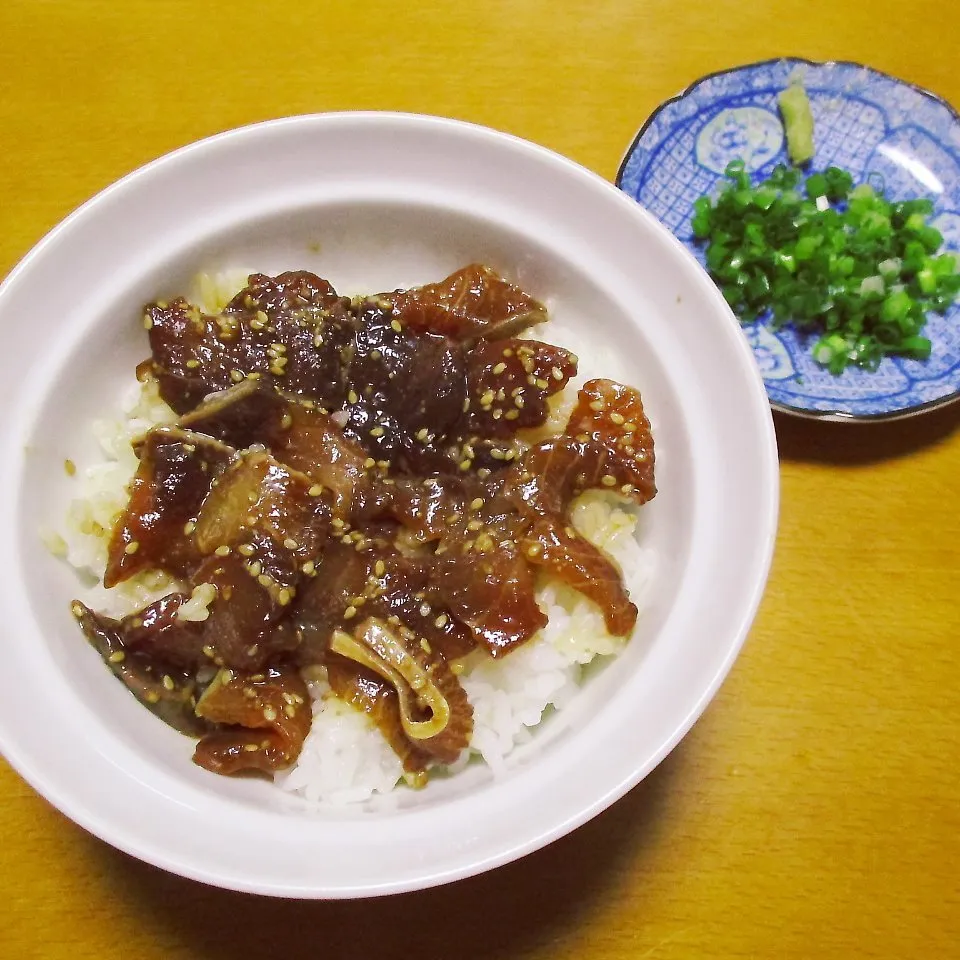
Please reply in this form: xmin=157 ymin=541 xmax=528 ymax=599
xmin=617 ymin=58 xmax=960 ymax=421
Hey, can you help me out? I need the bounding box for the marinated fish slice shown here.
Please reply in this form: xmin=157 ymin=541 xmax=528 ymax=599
xmin=224 ymin=271 xmax=342 ymax=316
xmin=293 ymin=539 xmax=475 ymax=665
xmin=326 ymin=656 xmax=432 ymax=776
xmin=179 ymin=382 xmax=370 ymax=517
xmin=341 ymin=301 xmax=467 ymax=474
xmin=460 ymin=338 xmax=577 ymax=437
xmin=378 ymin=264 xmax=548 ymax=343
xmin=329 ymin=617 xmax=472 ymax=764
xmin=521 ymin=518 xmax=637 ymax=636
xmin=71 ymin=600 xmax=209 ymax=737
xmin=431 ymin=537 xmax=546 ymax=657
xmin=109 ymin=592 xmax=211 ymax=669
xmin=365 ymin=474 xmax=480 ymax=542
xmin=190 ymin=555 xmax=300 ymax=672
xmin=193 ymin=665 xmax=311 ymax=775
xmin=104 ymin=427 xmax=235 ymax=588
xmin=194 ymin=449 xmax=332 ymax=591
xmin=144 ymin=272 xmax=355 ymax=414
xmin=563 ymin=378 xmax=656 ymax=504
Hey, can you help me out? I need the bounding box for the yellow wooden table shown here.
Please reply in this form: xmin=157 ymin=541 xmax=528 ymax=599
xmin=2 ymin=2 xmax=957 ymax=957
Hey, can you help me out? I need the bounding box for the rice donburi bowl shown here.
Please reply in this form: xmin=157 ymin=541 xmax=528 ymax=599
xmin=0 ymin=114 xmax=777 ymax=896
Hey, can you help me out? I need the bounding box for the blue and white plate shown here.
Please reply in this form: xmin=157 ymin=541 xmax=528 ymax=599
xmin=617 ymin=58 xmax=960 ymax=421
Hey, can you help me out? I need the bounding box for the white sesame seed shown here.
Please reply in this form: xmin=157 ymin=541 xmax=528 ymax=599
xmin=124 ymin=541 xmax=140 ymax=555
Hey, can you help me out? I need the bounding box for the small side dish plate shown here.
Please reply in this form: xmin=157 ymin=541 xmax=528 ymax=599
xmin=617 ymin=58 xmax=960 ymax=422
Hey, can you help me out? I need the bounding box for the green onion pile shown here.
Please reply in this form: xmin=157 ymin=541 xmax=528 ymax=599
xmin=692 ymin=161 xmax=960 ymax=373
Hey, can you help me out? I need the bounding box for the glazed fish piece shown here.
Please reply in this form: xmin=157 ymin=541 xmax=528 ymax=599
xmin=520 ymin=517 xmax=637 ymax=636
xmin=326 ymin=656 xmax=433 ymax=776
xmin=378 ymin=263 xmax=548 ymax=343
xmin=190 ymin=449 xmax=334 ymax=671
xmin=143 ymin=271 xmax=355 ymax=414
xmin=179 ymin=381 xmax=372 ymax=518
xmin=193 ymin=665 xmax=312 ymax=775
xmin=292 ymin=538 xmax=475 ymax=665
xmin=104 ymin=427 xmax=235 ymax=587
xmin=562 ymin=378 xmax=656 ymax=504
xmin=461 ymin=337 xmax=577 ymax=438
xmin=329 ymin=617 xmax=473 ymax=764
xmin=339 ymin=299 xmax=468 ymax=474
xmin=72 ymin=599 xmax=210 ymax=737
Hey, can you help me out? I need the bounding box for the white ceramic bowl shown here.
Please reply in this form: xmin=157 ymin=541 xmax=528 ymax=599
xmin=0 ymin=113 xmax=778 ymax=898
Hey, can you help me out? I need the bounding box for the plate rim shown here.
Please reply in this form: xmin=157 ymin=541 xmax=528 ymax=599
xmin=614 ymin=55 xmax=960 ymax=424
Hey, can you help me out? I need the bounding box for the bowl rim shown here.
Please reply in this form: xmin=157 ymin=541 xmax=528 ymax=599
xmin=0 ymin=111 xmax=780 ymax=897
xmin=614 ymin=56 xmax=960 ymax=424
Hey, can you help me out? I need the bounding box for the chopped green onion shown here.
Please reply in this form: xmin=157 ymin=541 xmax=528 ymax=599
xmin=692 ymin=163 xmax=960 ymax=373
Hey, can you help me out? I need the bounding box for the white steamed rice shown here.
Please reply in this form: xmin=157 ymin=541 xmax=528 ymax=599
xmin=51 ymin=272 xmax=656 ymax=806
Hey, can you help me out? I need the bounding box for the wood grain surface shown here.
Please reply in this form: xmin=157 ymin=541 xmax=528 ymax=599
xmin=1 ymin=2 xmax=957 ymax=957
